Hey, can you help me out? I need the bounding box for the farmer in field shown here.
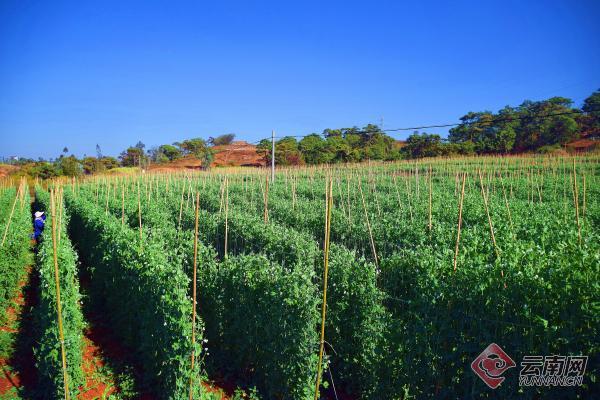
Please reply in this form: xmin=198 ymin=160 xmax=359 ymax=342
xmin=33 ymin=211 xmax=46 ymax=241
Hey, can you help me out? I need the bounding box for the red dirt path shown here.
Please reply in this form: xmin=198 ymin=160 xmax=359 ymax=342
xmin=0 ymin=266 xmax=38 ymax=395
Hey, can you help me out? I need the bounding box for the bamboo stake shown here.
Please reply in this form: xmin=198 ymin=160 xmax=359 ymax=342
xmin=178 ymin=182 xmax=186 ymax=232
xmin=1 ymin=187 xmax=20 ymax=247
xmin=50 ymin=189 xmax=71 ymax=400
xmin=392 ymin=176 xmax=404 ymax=215
xmin=189 ymin=190 xmax=200 ymax=400
xmin=263 ymin=174 xmax=269 ymax=224
xmin=499 ymin=173 xmax=514 ymax=238
xmin=404 ymin=176 xmax=414 ymax=223
xmin=358 ymin=181 xmax=378 ymax=268
xmin=314 ymin=178 xmax=333 ymax=400
xmin=572 ymin=160 xmax=582 ymax=245
xmin=428 ymin=166 xmax=432 ymax=232
xmin=453 ymin=173 xmax=467 ymax=272
xmin=137 ymin=181 xmax=143 ymax=244
xmin=478 ymin=170 xmax=500 ymax=259
xmin=224 ymin=178 xmax=229 ymax=258
xmin=57 ymin=187 xmax=63 ymax=245
xmin=582 ymin=174 xmax=586 ymax=218
xmin=121 ymin=184 xmax=125 ymax=226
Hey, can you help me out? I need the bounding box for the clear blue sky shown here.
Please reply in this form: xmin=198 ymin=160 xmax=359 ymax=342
xmin=1 ymin=0 xmax=599 ymax=159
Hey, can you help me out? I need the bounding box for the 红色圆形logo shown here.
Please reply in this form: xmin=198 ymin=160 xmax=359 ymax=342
xmin=471 ymin=343 xmax=516 ymax=389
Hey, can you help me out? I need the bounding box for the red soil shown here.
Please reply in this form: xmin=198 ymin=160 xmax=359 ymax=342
xmin=78 ymin=330 xmax=118 ymax=400
xmin=211 ymin=141 xmax=266 ymax=167
xmin=0 ymin=266 xmax=38 ymax=395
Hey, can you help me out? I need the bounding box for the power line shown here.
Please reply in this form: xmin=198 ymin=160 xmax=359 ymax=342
xmin=253 ymin=107 xmax=600 ymax=144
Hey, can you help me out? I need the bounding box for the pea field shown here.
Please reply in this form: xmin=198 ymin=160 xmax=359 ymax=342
xmin=0 ymin=155 xmax=598 ymax=399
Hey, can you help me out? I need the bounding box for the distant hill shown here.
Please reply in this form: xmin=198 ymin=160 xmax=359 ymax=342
xmin=212 ymin=141 xmax=266 ymax=167
xmin=149 ymin=141 xmax=265 ymax=172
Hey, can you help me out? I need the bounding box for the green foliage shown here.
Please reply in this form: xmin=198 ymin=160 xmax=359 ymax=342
xmin=34 ymin=189 xmax=85 ymax=399
xmin=582 ymin=89 xmax=600 ymax=135
xmin=0 ymin=188 xmax=31 ymax=344
xmin=159 ymin=144 xmax=183 ymax=161
xmin=56 ymin=155 xmax=82 ymax=177
xmin=61 ymin=155 xmax=599 ymax=399
xmin=65 ymin=193 xmax=204 ymax=398
xmin=403 ymin=132 xmax=447 ymax=158
xmin=119 ymin=146 xmax=147 ymax=167
xmin=201 ymin=254 xmax=319 ymax=399
xmin=449 ymin=97 xmax=583 ymax=154
xmin=82 ymin=156 xmax=120 ymax=174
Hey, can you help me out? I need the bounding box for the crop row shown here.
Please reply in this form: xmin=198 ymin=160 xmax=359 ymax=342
xmin=68 ymin=169 xmax=599 ymax=399
xmin=34 ymin=188 xmax=85 ymax=398
xmin=0 ymin=186 xmax=32 ymax=358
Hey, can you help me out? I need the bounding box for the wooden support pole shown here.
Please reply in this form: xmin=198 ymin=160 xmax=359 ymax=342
xmin=314 ymin=178 xmax=333 ymax=400
xmin=358 ymin=180 xmax=378 ymax=268
xmin=224 ymin=178 xmax=229 ymax=258
xmin=50 ymin=189 xmax=71 ymax=400
xmin=189 ymin=190 xmax=200 ymax=400
xmin=453 ymin=173 xmax=467 ymax=272
xmin=572 ymin=159 xmax=582 ymax=245
xmin=137 ymin=181 xmax=143 ymax=244
xmin=478 ymin=170 xmax=500 ymax=259
xmin=263 ymin=174 xmax=269 ymax=224
xmin=428 ymin=165 xmax=433 ymax=232
xmin=1 ymin=186 xmax=20 ymax=247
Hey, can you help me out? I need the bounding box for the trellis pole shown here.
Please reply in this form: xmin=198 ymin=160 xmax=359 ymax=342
xmin=137 ymin=181 xmax=143 ymax=244
xmin=428 ymin=165 xmax=433 ymax=232
xmin=453 ymin=172 xmax=467 ymax=272
xmin=314 ymin=177 xmax=333 ymax=400
xmin=178 ymin=182 xmax=186 ymax=232
xmin=478 ymin=170 xmax=500 ymax=259
xmin=358 ymin=180 xmax=378 ymax=268
xmin=572 ymin=159 xmax=582 ymax=245
xmin=224 ymin=178 xmax=229 ymax=258
xmin=121 ymin=184 xmax=125 ymax=226
xmin=263 ymin=174 xmax=269 ymax=224
xmin=1 ymin=186 xmax=20 ymax=247
xmin=499 ymin=172 xmax=514 ymax=239
xmin=50 ymin=189 xmax=71 ymax=400
xmin=189 ymin=190 xmax=200 ymax=400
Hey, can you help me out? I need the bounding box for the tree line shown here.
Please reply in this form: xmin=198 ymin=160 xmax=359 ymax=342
xmin=5 ymin=90 xmax=599 ymax=177
xmin=259 ymin=89 xmax=599 ymax=164
xmin=9 ymin=134 xmax=235 ymax=178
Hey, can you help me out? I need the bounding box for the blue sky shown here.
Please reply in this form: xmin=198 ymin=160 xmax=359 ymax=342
xmin=1 ymin=0 xmax=599 ymax=159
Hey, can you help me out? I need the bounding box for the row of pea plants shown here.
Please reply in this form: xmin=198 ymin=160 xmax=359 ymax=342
xmin=74 ymin=175 xmax=599 ymax=399
xmin=34 ymin=188 xmax=85 ymax=398
xmin=76 ymin=181 xmax=386 ymax=399
xmin=100 ymin=184 xmax=320 ymax=399
xmin=64 ymin=191 xmax=207 ymax=399
xmin=181 ymin=175 xmax=598 ymax=399
xmin=0 ymin=187 xmax=32 ymax=356
xmin=286 ymin=173 xmax=598 ymax=398
xmin=152 ymin=181 xmax=392 ymax=398
xmin=219 ymin=170 xmax=596 ymax=262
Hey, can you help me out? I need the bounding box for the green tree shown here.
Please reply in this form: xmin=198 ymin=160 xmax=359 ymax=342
xmin=159 ymin=144 xmax=182 ymax=161
xmin=82 ymin=157 xmax=104 ymax=174
xmin=119 ymin=146 xmax=146 ymax=167
xmin=57 ymin=155 xmax=82 ymax=177
xmin=403 ymin=132 xmax=446 ymax=158
xmin=101 ymin=156 xmax=119 ymax=169
xmin=298 ymin=134 xmax=326 ymax=164
xmin=582 ymin=89 xmax=600 ymax=136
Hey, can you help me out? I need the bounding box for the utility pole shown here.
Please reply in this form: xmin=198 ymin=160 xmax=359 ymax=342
xmin=271 ymin=130 xmax=275 ymax=183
